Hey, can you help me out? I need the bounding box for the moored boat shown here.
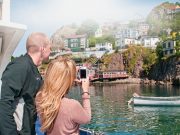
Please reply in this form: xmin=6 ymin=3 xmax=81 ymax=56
xmin=80 ymin=128 xmax=104 ymax=135
xmin=128 ymin=93 xmax=180 ymax=106
xmin=92 ymin=70 xmax=128 ymax=82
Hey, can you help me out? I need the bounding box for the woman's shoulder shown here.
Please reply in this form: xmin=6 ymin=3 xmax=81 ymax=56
xmin=62 ymin=98 xmax=80 ymax=107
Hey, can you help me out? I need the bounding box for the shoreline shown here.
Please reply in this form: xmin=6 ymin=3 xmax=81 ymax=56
xmin=92 ymin=78 xmax=175 ymax=86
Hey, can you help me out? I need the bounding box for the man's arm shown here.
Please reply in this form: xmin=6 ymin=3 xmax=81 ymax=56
xmin=0 ymin=61 xmax=28 ymax=135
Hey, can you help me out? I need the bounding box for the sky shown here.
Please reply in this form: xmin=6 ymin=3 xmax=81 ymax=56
xmin=11 ymin=0 xmax=179 ymax=56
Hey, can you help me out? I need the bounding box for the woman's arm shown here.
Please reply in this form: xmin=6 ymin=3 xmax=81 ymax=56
xmin=71 ymin=78 xmax=91 ymax=124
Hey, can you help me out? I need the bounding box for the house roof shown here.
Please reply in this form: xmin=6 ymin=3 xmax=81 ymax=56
xmin=162 ymin=4 xmax=177 ymax=10
xmin=140 ymin=36 xmax=159 ymax=39
xmin=163 ymin=39 xmax=176 ymax=43
xmin=64 ymin=34 xmax=87 ymax=39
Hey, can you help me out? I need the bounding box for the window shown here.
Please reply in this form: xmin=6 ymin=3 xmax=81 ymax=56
xmin=170 ymin=49 xmax=173 ymax=54
xmin=70 ymin=43 xmax=77 ymax=47
xmin=163 ymin=43 xmax=166 ymax=48
xmin=71 ymin=39 xmax=78 ymax=42
xmin=168 ymin=42 xmax=171 ymax=48
xmin=165 ymin=50 xmax=168 ymax=55
xmin=74 ymin=43 xmax=78 ymax=47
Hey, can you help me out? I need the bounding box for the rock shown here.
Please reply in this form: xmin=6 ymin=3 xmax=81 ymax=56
xmin=107 ymin=53 xmax=125 ymax=71
xmin=149 ymin=56 xmax=180 ymax=86
xmin=172 ymin=75 xmax=180 ymax=86
xmin=156 ymin=81 xmax=165 ymax=85
xmin=149 ymin=80 xmax=156 ymax=85
xmin=142 ymin=78 xmax=150 ymax=84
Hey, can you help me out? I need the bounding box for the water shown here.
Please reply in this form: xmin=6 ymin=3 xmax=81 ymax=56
xmin=69 ymin=84 xmax=180 ymax=135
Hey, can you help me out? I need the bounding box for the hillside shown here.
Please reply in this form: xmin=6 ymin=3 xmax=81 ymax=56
xmin=147 ymin=2 xmax=180 ymax=36
xmin=99 ymin=46 xmax=157 ymax=78
xmin=50 ymin=25 xmax=78 ymax=49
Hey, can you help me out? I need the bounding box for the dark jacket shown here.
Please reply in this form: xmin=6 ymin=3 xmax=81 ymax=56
xmin=0 ymin=54 xmax=43 ymax=135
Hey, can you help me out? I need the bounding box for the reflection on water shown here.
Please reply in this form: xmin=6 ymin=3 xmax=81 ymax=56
xmin=69 ymin=84 xmax=180 ymax=134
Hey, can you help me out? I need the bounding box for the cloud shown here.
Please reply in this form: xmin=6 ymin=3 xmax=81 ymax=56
xmin=12 ymin=0 xmax=177 ymax=56
xmin=12 ymin=0 xmax=148 ymax=27
xmin=11 ymin=0 xmax=151 ymax=56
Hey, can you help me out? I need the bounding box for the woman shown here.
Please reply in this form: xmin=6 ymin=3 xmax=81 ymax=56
xmin=35 ymin=57 xmax=91 ymax=135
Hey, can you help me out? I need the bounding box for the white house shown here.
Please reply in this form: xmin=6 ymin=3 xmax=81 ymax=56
xmin=115 ymin=28 xmax=139 ymax=39
xmin=95 ymin=42 xmax=113 ymax=51
xmin=138 ymin=23 xmax=149 ymax=36
xmin=162 ymin=40 xmax=176 ymax=56
xmin=124 ymin=38 xmax=135 ymax=46
xmin=140 ymin=36 xmax=160 ymax=49
xmin=115 ymin=36 xmax=141 ymax=49
xmin=175 ymin=5 xmax=180 ymax=13
xmin=95 ymin=26 xmax=102 ymax=38
xmin=115 ymin=28 xmax=140 ymax=49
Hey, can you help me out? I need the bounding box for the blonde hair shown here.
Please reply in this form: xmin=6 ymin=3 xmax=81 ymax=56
xmin=35 ymin=56 xmax=76 ymax=132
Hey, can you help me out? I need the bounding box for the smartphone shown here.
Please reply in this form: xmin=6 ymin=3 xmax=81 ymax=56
xmin=79 ymin=67 xmax=88 ymax=79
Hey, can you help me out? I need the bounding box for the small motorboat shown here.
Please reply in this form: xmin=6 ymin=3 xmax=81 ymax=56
xmin=80 ymin=128 xmax=105 ymax=135
xmin=128 ymin=93 xmax=180 ymax=106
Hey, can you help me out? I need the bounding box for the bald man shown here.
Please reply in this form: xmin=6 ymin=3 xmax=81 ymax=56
xmin=0 ymin=32 xmax=51 ymax=135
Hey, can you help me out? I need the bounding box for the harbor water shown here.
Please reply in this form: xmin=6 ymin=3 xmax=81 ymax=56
xmin=69 ymin=84 xmax=180 ymax=135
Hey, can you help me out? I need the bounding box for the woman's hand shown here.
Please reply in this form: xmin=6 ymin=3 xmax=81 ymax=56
xmin=81 ymin=77 xmax=89 ymax=93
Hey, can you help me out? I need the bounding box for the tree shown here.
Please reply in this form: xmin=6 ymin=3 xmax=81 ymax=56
xmin=175 ymin=38 xmax=180 ymax=56
xmin=175 ymin=44 xmax=180 ymax=56
xmin=76 ymin=19 xmax=99 ymax=37
xmin=146 ymin=2 xmax=179 ymax=36
xmin=156 ymin=42 xmax=164 ymax=61
xmin=175 ymin=2 xmax=180 ymax=6
xmin=96 ymin=35 xmax=115 ymax=49
xmin=171 ymin=12 xmax=180 ymax=31
xmin=88 ymin=36 xmax=96 ymax=47
xmin=128 ymin=20 xmax=138 ymax=28
xmin=143 ymin=48 xmax=157 ymax=75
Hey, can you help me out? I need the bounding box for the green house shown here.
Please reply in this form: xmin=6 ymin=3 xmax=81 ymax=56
xmin=64 ymin=34 xmax=89 ymax=52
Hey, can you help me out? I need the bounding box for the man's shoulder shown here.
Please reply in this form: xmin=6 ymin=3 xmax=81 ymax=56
xmin=2 ymin=55 xmax=30 ymax=79
xmin=11 ymin=54 xmax=31 ymax=67
xmin=7 ymin=55 xmax=30 ymax=71
xmin=13 ymin=54 xmax=28 ymax=63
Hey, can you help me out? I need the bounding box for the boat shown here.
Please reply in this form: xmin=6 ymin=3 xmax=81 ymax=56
xmin=0 ymin=0 xmax=26 ymax=97
xmin=80 ymin=128 xmax=104 ymax=135
xmin=132 ymin=106 xmax=180 ymax=113
xmin=128 ymin=93 xmax=180 ymax=106
xmin=92 ymin=70 xmax=129 ymax=82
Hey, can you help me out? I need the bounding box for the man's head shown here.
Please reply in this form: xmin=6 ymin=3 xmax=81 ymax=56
xmin=26 ymin=32 xmax=51 ymax=66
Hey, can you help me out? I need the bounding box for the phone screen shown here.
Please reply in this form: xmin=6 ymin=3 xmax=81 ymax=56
xmin=80 ymin=69 xmax=86 ymax=79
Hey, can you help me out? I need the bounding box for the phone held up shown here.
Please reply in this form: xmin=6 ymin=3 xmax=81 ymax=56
xmin=79 ymin=67 xmax=88 ymax=79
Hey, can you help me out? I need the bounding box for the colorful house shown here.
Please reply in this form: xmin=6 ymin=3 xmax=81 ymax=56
xmin=162 ymin=40 xmax=176 ymax=56
xmin=64 ymin=34 xmax=88 ymax=52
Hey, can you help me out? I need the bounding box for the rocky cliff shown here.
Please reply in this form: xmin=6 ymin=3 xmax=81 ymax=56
xmin=148 ymin=56 xmax=180 ymax=85
xmin=100 ymin=46 xmax=180 ymax=86
xmin=106 ymin=53 xmax=124 ymax=71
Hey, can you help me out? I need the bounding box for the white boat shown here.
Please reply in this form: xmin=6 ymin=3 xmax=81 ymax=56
xmin=133 ymin=106 xmax=180 ymax=113
xmin=80 ymin=128 xmax=104 ymax=135
xmin=0 ymin=0 xmax=26 ymax=97
xmin=129 ymin=93 xmax=180 ymax=106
